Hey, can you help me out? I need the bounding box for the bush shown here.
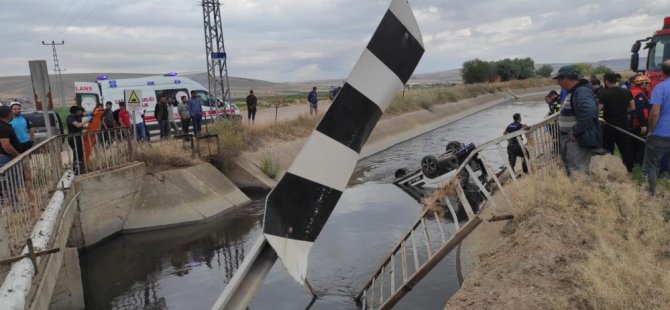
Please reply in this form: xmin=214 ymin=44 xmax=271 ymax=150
xmin=259 ymin=152 xmax=280 ymax=179
xmin=536 ymin=64 xmax=554 ymax=78
xmin=462 ymin=59 xmax=496 ymax=84
xmin=592 ymin=64 xmax=614 ymax=75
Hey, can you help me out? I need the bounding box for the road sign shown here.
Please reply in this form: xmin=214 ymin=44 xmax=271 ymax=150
xmin=211 ymin=52 xmax=226 ymax=60
xmin=124 ymin=89 xmax=142 ymax=111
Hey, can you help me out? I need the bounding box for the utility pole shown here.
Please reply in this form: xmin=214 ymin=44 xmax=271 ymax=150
xmin=201 ymin=0 xmax=231 ymax=106
xmin=41 ymin=40 xmax=66 ymax=108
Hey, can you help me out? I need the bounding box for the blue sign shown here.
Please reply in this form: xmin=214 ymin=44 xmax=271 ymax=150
xmin=109 ymin=80 xmax=117 ymax=88
xmin=174 ymin=79 xmax=181 ymax=84
xmin=147 ymin=81 xmax=155 ymax=86
xmin=211 ymin=52 xmax=226 ymax=60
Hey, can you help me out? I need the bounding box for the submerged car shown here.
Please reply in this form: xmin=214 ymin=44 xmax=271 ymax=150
xmin=393 ymin=141 xmax=492 ymax=217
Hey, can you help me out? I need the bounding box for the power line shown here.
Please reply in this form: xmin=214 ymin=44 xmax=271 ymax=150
xmin=57 ymin=0 xmax=92 ymax=37
xmin=41 ymin=41 xmax=67 ymax=108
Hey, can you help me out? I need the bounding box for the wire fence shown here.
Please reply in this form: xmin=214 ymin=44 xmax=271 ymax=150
xmin=0 ymin=127 xmax=135 ymax=256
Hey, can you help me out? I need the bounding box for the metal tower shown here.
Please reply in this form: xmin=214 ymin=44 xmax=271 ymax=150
xmin=201 ymin=0 xmax=230 ymax=104
xmin=42 ymin=40 xmax=66 ymax=107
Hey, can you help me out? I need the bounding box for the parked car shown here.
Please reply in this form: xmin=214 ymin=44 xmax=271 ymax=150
xmin=22 ymin=110 xmax=64 ymax=143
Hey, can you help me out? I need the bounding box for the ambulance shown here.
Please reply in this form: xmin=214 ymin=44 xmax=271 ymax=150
xmin=73 ymin=73 xmax=239 ymax=131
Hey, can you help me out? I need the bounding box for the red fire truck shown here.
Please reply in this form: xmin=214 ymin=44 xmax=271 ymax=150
xmin=630 ymin=16 xmax=670 ymax=91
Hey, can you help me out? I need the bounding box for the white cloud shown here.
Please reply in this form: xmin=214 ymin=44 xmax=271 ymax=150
xmin=0 ymin=0 xmax=667 ymax=82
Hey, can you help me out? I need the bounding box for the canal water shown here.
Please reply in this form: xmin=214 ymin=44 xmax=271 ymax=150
xmin=80 ymin=99 xmax=549 ymax=309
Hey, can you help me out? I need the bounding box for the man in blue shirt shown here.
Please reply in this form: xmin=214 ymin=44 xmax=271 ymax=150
xmin=645 ymin=60 xmax=670 ymax=195
xmin=9 ymin=102 xmax=34 ymax=152
xmin=188 ymin=90 xmax=203 ymax=136
xmin=503 ymin=113 xmax=528 ymax=174
xmin=308 ymin=87 xmax=318 ymax=115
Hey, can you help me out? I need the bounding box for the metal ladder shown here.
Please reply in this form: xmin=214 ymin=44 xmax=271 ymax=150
xmin=355 ymin=114 xmax=561 ymax=309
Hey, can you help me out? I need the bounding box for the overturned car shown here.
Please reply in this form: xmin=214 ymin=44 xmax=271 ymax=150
xmin=393 ymin=141 xmax=493 ymax=214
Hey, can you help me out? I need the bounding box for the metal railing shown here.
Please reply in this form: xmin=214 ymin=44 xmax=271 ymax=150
xmin=0 ymin=127 xmax=133 ymax=256
xmin=356 ymin=114 xmax=561 ymax=309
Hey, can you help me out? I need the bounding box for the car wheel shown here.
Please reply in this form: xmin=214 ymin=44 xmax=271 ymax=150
xmin=395 ymin=168 xmax=409 ymax=179
xmin=422 ymin=155 xmax=440 ymax=179
xmin=445 ymin=141 xmax=463 ymax=154
xmin=443 ymin=155 xmax=459 ymax=170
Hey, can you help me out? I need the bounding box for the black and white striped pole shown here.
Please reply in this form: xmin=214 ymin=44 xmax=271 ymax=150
xmin=212 ymin=0 xmax=424 ymax=308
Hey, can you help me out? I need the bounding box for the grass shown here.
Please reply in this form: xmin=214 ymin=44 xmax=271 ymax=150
xmin=209 ymin=113 xmax=321 ymax=153
xmin=631 ymin=165 xmax=670 ymax=194
xmin=259 ymin=152 xmax=281 ymax=179
xmin=134 ymin=139 xmax=202 ymax=172
xmin=448 ymin=155 xmax=670 ymax=309
xmin=385 ymin=78 xmax=554 ymax=116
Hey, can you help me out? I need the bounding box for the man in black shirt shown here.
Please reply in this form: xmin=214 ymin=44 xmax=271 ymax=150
xmin=598 ymin=73 xmax=635 ymax=172
xmin=66 ymin=106 xmax=89 ymax=174
xmin=0 ymin=106 xmax=21 ymax=167
xmin=246 ymin=90 xmax=257 ymax=124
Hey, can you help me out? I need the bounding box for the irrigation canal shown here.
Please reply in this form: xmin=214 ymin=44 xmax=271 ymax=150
xmin=81 ymin=99 xmax=549 ymax=309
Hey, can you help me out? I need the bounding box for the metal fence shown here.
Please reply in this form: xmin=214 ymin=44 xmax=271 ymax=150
xmin=357 ymin=114 xmax=562 ymax=309
xmin=0 ymin=127 xmax=133 ymax=256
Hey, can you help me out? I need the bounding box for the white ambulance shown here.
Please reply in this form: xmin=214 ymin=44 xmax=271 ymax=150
xmin=74 ymin=74 xmax=234 ymax=131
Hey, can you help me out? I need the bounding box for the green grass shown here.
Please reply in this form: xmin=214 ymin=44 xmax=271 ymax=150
xmin=631 ymin=165 xmax=670 ymax=193
xmin=231 ymin=92 xmax=330 ymax=112
xmin=259 ymin=152 xmax=280 ymax=179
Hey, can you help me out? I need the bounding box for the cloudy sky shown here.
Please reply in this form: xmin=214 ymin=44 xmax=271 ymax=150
xmin=0 ymin=0 xmax=668 ymax=81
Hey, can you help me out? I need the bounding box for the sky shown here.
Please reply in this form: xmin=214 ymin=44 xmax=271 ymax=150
xmin=0 ymin=0 xmax=668 ymax=82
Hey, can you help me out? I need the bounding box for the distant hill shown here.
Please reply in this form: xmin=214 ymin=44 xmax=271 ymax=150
xmin=0 ymin=58 xmax=643 ymax=104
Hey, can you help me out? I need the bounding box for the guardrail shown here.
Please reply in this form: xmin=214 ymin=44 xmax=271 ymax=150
xmin=356 ymin=114 xmax=561 ymax=309
xmin=0 ymin=127 xmax=133 ymax=257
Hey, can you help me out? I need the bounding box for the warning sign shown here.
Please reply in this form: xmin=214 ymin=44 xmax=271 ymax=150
xmin=124 ymin=89 xmax=142 ymax=111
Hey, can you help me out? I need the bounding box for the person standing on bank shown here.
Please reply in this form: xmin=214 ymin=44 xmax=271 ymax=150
xmin=9 ymin=102 xmax=34 ymax=152
xmin=188 ymin=91 xmax=203 ymax=136
xmin=66 ymin=106 xmax=90 ymax=174
xmin=645 ymin=60 xmax=670 ymax=195
xmin=0 ymin=106 xmax=22 ymax=167
xmin=598 ymin=72 xmax=635 ymax=172
xmin=503 ymin=113 xmax=529 ymax=174
xmin=246 ymin=90 xmax=257 ymax=124
xmin=308 ymin=86 xmax=318 ymax=115
xmin=178 ymin=96 xmax=191 ymax=135
xmin=555 ymin=65 xmax=602 ymax=176
xmin=155 ymin=95 xmax=171 ymax=139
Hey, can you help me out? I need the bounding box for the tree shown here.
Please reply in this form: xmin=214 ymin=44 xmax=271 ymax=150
xmin=514 ymin=57 xmax=536 ymax=80
xmin=573 ymin=63 xmax=593 ymax=77
xmin=592 ymin=64 xmax=614 ymax=75
xmin=495 ymin=58 xmax=520 ymax=82
xmin=462 ymin=59 xmax=495 ymax=84
xmin=536 ymin=64 xmax=554 ymax=78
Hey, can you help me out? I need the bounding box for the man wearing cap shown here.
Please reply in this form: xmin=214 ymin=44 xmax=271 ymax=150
xmin=9 ymin=102 xmax=34 ymax=152
xmin=555 ymin=65 xmax=601 ymax=176
xmin=645 ymin=60 xmax=670 ymax=195
xmin=0 ymin=106 xmax=22 ymax=167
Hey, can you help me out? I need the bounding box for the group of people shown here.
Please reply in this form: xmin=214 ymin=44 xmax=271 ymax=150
xmin=538 ymin=63 xmax=670 ymax=195
xmin=154 ymin=91 xmax=204 ymax=139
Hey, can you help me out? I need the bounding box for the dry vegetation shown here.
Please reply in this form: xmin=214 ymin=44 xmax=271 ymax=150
xmin=215 ymin=78 xmax=555 ymax=153
xmin=446 ymin=155 xmax=670 ymax=309
xmin=385 ymin=78 xmax=555 ymax=117
xmin=134 ymin=139 xmax=203 ymax=171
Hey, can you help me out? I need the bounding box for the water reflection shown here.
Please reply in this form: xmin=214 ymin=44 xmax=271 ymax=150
xmin=81 ymin=202 xmax=263 ymax=309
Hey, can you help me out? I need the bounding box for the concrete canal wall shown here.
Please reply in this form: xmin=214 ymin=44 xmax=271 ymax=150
xmin=229 ymin=86 xmax=554 ymax=189
xmin=74 ymin=162 xmax=251 ymax=247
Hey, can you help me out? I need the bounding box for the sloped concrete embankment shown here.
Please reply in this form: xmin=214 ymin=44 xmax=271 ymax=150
xmin=228 ymin=86 xmax=554 ymax=189
xmin=73 ymin=162 xmax=251 ymax=247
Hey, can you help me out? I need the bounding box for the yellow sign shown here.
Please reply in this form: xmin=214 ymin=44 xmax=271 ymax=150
xmin=127 ymin=91 xmax=140 ymax=104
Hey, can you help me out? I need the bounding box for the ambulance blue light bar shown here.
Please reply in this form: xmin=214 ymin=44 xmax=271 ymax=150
xmin=96 ymin=75 xmax=108 ymax=81
xmin=166 ymin=72 xmax=178 ymax=77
